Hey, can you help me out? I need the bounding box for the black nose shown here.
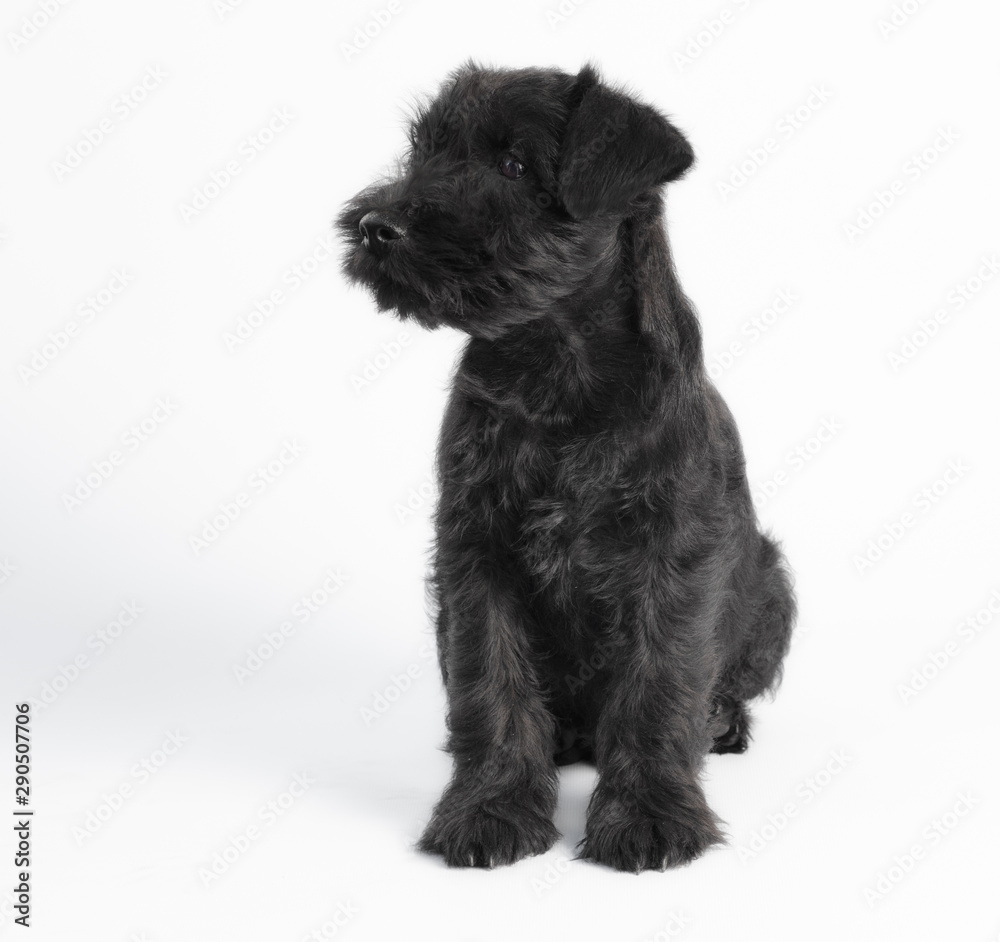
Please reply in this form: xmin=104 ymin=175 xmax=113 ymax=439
xmin=358 ymin=211 xmax=406 ymax=255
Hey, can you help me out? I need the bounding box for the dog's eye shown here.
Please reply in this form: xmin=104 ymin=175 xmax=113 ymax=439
xmin=499 ymin=155 xmax=526 ymax=179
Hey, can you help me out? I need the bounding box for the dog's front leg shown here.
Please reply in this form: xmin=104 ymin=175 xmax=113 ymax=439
xmin=579 ymin=605 xmax=726 ymax=872
xmin=418 ymin=566 xmax=560 ymax=868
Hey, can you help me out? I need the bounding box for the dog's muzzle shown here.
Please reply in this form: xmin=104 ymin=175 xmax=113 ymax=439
xmin=358 ymin=211 xmax=407 ymax=257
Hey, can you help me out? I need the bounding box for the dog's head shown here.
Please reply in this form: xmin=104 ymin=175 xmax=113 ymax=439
xmin=338 ymin=63 xmax=693 ymax=338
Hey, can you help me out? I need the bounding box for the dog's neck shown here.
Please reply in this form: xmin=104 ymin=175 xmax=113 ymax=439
xmin=457 ymin=216 xmax=696 ymax=429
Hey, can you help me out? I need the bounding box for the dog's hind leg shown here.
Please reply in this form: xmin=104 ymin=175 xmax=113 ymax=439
xmin=709 ymin=695 xmax=752 ymax=754
xmin=731 ymin=534 xmax=796 ymax=701
xmin=712 ymin=534 xmax=795 ymax=753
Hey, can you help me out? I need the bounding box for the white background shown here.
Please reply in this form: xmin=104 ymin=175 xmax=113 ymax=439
xmin=2 ymin=0 xmax=999 ymax=939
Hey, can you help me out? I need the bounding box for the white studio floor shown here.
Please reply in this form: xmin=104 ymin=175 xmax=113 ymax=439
xmin=2 ymin=521 xmax=997 ymax=941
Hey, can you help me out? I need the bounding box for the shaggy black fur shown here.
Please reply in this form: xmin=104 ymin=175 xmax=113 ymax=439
xmin=338 ymin=62 xmax=796 ymax=872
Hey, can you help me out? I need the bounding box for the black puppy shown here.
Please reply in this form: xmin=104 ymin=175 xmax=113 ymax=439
xmin=339 ymin=63 xmax=795 ymax=872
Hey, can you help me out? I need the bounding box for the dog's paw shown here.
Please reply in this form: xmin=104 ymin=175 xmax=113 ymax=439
xmin=710 ymin=716 xmax=751 ymax=754
xmin=418 ymin=796 xmax=559 ymax=868
xmin=710 ymin=697 xmax=752 ymax=755
xmin=578 ymin=788 xmax=724 ymax=872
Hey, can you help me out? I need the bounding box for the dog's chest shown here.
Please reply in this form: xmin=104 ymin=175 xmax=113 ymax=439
xmin=447 ymin=384 xmax=657 ymax=614
xmin=514 ymin=438 xmax=618 ymax=609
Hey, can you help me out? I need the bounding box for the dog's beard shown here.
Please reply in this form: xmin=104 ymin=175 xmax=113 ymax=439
xmin=340 ymin=235 xmax=540 ymax=338
xmin=340 ymin=244 xmax=473 ymax=330
xmin=337 ymin=202 xmax=609 ymax=338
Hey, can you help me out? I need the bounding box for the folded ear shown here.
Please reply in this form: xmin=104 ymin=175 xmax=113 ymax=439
xmin=558 ymin=66 xmax=694 ymax=219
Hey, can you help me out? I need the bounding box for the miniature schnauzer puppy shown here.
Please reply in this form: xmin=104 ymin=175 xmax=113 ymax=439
xmin=339 ymin=62 xmax=795 ymax=872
